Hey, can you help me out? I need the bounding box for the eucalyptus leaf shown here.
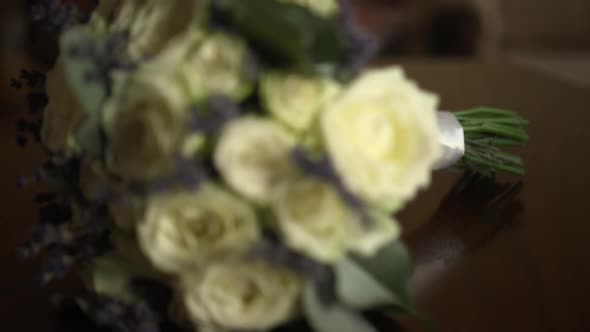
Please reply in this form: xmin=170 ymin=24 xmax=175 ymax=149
xmin=336 ymin=258 xmax=397 ymax=309
xmin=336 ymin=240 xmax=413 ymax=312
xmin=303 ymin=283 xmax=378 ymax=332
xmin=85 ymin=252 xmax=140 ymax=302
xmin=60 ymin=26 xmax=108 ymax=114
xmin=83 ymin=246 xmax=162 ymax=304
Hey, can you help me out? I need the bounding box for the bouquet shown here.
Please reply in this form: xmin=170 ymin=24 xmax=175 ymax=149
xmin=15 ymin=1 xmax=529 ymax=332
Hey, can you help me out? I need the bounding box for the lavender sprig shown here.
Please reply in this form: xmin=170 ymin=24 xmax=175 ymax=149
xmin=336 ymin=0 xmax=379 ymax=80
xmin=291 ymin=149 xmax=372 ymax=226
xmin=250 ymin=231 xmax=333 ymax=287
xmin=129 ymin=156 xmax=206 ymax=197
xmin=31 ymin=0 xmax=91 ymax=31
xmin=79 ymin=294 xmax=161 ymax=332
xmin=187 ymin=95 xmax=241 ymax=134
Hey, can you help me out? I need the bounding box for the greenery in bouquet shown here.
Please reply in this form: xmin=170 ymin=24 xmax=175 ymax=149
xmin=14 ymin=1 xmax=528 ymax=332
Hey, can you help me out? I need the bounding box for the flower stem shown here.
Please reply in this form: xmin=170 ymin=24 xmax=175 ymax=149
xmin=454 ymin=107 xmax=529 ymax=177
xmin=463 ymin=123 xmax=528 ymax=141
xmin=455 ymin=107 xmax=522 ymax=118
xmin=464 ymin=152 xmax=525 ymax=176
xmin=459 ymin=117 xmax=530 ymax=126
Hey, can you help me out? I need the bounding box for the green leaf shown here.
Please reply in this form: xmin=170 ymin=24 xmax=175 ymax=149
xmin=336 ymin=240 xmax=414 ymax=312
xmin=215 ymin=0 xmax=345 ymax=73
xmin=82 ymin=252 xmax=140 ymax=302
xmin=82 ymin=244 xmax=162 ymax=303
xmin=303 ymin=283 xmax=378 ymax=332
xmin=60 ymin=26 xmax=108 ymax=114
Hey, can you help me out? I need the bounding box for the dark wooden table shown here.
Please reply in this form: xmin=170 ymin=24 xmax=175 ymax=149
xmin=2 ymin=61 xmax=590 ymax=331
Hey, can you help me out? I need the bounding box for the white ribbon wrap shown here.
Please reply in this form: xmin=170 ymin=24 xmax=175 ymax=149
xmin=432 ymin=111 xmax=465 ymax=170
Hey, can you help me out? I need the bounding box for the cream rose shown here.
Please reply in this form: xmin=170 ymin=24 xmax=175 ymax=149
xmin=214 ymin=118 xmax=297 ymax=205
xmin=41 ymin=57 xmax=84 ymax=153
xmin=260 ymin=71 xmax=340 ymax=131
xmin=126 ymin=0 xmax=204 ymax=58
xmin=321 ymin=66 xmax=441 ymax=209
xmin=103 ymin=62 xmax=190 ymax=181
xmin=181 ymin=261 xmax=301 ymax=331
xmin=274 ymin=178 xmax=400 ymax=263
xmin=279 ymin=0 xmax=339 ymax=16
xmin=89 ymin=0 xmax=205 ymax=57
xmin=137 ymin=184 xmax=259 ymax=274
xmin=274 ymin=178 xmax=353 ymax=263
xmin=181 ymin=33 xmax=255 ymax=101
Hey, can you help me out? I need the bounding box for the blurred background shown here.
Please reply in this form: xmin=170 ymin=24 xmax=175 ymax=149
xmin=355 ymin=0 xmax=590 ymax=87
xmin=2 ymin=0 xmax=590 ymax=106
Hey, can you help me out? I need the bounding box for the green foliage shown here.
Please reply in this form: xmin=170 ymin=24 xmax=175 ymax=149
xmin=303 ymin=283 xmax=378 ymax=332
xmin=214 ymin=0 xmax=345 ymax=74
xmin=83 ymin=253 xmax=141 ymax=302
xmin=304 ymin=240 xmax=416 ymax=332
xmin=60 ymin=26 xmax=108 ymax=114
xmin=336 ymin=240 xmax=414 ymax=312
xmin=60 ymin=26 xmax=109 ymax=159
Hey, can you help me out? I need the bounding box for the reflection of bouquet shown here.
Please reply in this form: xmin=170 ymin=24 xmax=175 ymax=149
xmin=16 ymin=1 xmax=528 ymax=332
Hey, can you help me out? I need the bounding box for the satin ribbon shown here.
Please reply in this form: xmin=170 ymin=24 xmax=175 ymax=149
xmin=432 ymin=111 xmax=465 ymax=170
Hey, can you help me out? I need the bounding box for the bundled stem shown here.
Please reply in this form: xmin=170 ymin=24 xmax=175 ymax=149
xmin=454 ymin=107 xmax=529 ymax=176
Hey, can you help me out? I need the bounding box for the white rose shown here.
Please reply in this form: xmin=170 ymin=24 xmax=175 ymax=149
xmin=214 ymin=118 xmax=297 ymax=205
xmin=260 ymin=71 xmax=340 ymax=131
xmin=88 ymin=0 xmax=205 ymax=57
xmin=103 ymin=62 xmax=190 ymax=181
xmin=41 ymin=57 xmax=84 ymax=153
xmin=279 ymin=0 xmax=339 ymax=16
xmin=274 ymin=178 xmax=400 ymax=263
xmin=137 ymin=184 xmax=259 ymax=274
xmin=126 ymin=0 xmax=204 ymax=58
xmin=274 ymin=178 xmax=353 ymax=263
xmin=321 ymin=66 xmax=441 ymax=209
xmin=181 ymin=261 xmax=301 ymax=331
xmin=181 ymin=33 xmax=255 ymax=101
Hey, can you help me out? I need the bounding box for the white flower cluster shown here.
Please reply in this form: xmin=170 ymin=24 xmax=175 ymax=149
xmin=42 ymin=1 xmax=441 ymax=331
